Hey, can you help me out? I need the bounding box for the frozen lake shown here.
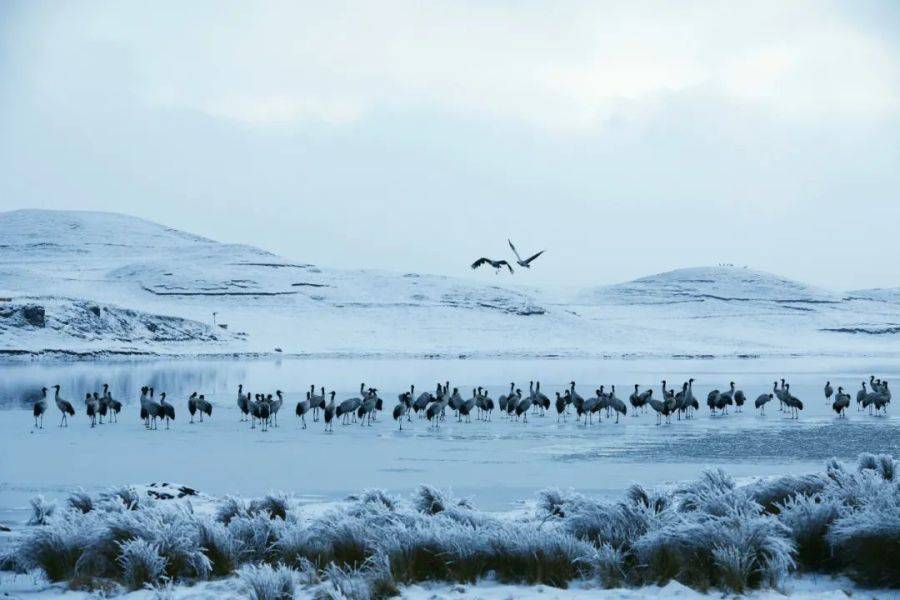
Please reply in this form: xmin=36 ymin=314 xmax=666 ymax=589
xmin=1 ymin=356 xmax=898 ymax=524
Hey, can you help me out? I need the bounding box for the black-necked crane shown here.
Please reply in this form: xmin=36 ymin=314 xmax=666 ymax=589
xmin=323 ymin=391 xmax=336 ymax=432
xmin=188 ymin=392 xmax=199 ymax=423
xmin=103 ymin=384 xmax=121 ymax=423
xmin=337 ymin=394 xmax=362 ymax=426
xmin=629 ymin=384 xmax=644 ymax=416
xmin=832 ymin=387 xmax=850 ymax=418
xmin=425 ymin=399 xmax=442 ymax=428
xmin=755 ymin=393 xmax=773 ymax=415
xmin=459 ymin=390 xmax=476 ymax=423
xmin=608 ymin=386 xmax=627 ymax=423
xmin=581 ymin=390 xmax=599 ymax=425
xmin=85 ymin=393 xmax=97 ymax=428
xmin=53 ymin=385 xmax=74 ymax=427
xmin=270 ymin=390 xmax=283 ymax=427
xmin=359 ymin=388 xmax=378 ymax=426
xmin=33 ymin=387 xmax=48 ymax=429
xmin=159 ymin=392 xmax=175 ymax=429
xmin=471 ymin=257 xmax=514 ymax=274
xmin=569 ymin=382 xmax=585 ymax=414
xmin=237 ymin=384 xmax=249 ymax=421
xmin=414 ymin=384 xmax=437 ymax=417
xmin=145 ymin=387 xmax=163 ymax=430
xmin=247 ymin=393 xmax=260 ymax=429
xmin=555 ymin=391 xmax=567 ymax=423
xmin=594 ymin=386 xmax=610 ymax=418
xmin=449 ymin=387 xmax=465 ymax=418
xmin=684 ymin=379 xmax=698 ymax=418
xmin=647 ymin=394 xmax=668 ymax=426
xmin=257 ymin=395 xmax=271 ymax=431
xmin=514 ymin=390 xmax=532 ymax=422
xmin=534 ymin=381 xmax=550 ymax=415
xmin=498 ymin=382 xmax=515 ymax=417
xmin=398 ymin=385 xmax=414 ymax=422
xmin=392 ymin=395 xmax=410 ymax=430
xmin=733 ymin=386 xmax=746 ymax=413
xmin=783 ymin=384 xmax=803 ymax=419
xmin=480 ymin=387 xmax=494 ymax=421
xmin=824 ymin=381 xmax=833 ymax=405
xmin=309 ymin=385 xmax=325 ymax=422
xmin=857 ymin=382 xmax=867 ymax=412
xmin=96 ymin=391 xmax=107 ymax=424
xmin=295 ymin=392 xmax=311 ymax=429
xmin=507 ymin=239 xmax=545 ymax=269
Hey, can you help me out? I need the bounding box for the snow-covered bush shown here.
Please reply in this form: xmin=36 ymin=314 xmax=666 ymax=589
xmin=776 ymin=493 xmax=841 ymax=569
xmin=27 ymin=495 xmax=56 ymax=525
xmin=857 ymin=452 xmax=896 ymax=481
xmin=10 ymin=455 xmax=900 ymax=593
xmin=17 ymin=512 xmax=89 ymax=581
xmin=747 ymin=473 xmax=828 ymax=514
xmin=117 ymin=539 xmax=167 ymax=590
xmin=251 ymin=493 xmax=290 ymax=521
xmin=825 ymin=475 xmax=900 ymax=587
xmin=197 ymin=518 xmax=239 ymax=576
xmin=216 ymin=496 xmax=251 ymax=524
xmin=239 ymin=563 xmax=296 ymax=600
xmin=67 ymin=490 xmax=94 ymax=514
xmin=593 ymin=543 xmax=626 ymax=588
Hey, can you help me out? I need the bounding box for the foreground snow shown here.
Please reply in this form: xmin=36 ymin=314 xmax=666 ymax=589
xmin=0 ymin=574 xmax=874 ymax=599
xmin=2 ymin=454 xmax=898 ymax=598
xmin=3 ymin=209 xmax=900 ymax=359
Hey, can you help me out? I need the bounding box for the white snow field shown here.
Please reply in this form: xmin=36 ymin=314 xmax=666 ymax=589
xmin=2 ymin=209 xmax=900 ymax=359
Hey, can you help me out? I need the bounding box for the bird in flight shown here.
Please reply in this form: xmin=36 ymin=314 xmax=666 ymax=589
xmin=471 ymin=257 xmax=514 ymax=274
xmin=508 ymin=239 xmax=545 ymax=269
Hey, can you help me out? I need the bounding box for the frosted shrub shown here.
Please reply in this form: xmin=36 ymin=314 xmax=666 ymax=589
xmin=857 ymin=453 xmax=896 ymax=481
xmin=593 ymin=543 xmax=626 ymax=588
xmin=776 ymin=494 xmax=840 ymax=568
xmin=748 ymin=473 xmax=828 ymax=514
xmin=826 ymin=479 xmax=900 ymax=587
xmin=117 ymin=539 xmax=167 ymax=590
xmin=106 ymin=485 xmax=143 ymax=510
xmin=216 ymin=496 xmax=250 ymax=524
xmin=229 ymin=513 xmax=282 ymax=564
xmin=414 ymin=485 xmax=448 ymax=515
xmin=359 ymin=489 xmax=398 ymax=511
xmin=17 ymin=512 xmax=90 ymax=581
xmin=197 ymin=518 xmax=239 ymax=576
xmin=27 ymin=495 xmax=56 ymax=525
xmin=67 ymin=490 xmax=94 ymax=514
xmin=251 ymin=493 xmax=290 ymax=521
xmin=238 ymin=563 xmax=296 ymax=600
xmin=536 ymin=488 xmax=567 ymax=518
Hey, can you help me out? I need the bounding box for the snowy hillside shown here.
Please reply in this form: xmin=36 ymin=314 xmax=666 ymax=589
xmin=1 ymin=210 xmax=899 ymax=359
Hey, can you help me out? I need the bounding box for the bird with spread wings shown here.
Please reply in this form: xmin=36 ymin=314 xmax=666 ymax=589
xmin=507 ymin=239 xmax=545 ymax=269
xmin=471 ymin=257 xmax=514 ymax=273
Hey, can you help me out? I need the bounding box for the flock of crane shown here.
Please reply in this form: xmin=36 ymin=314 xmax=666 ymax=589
xmin=30 ymin=376 xmax=892 ymax=431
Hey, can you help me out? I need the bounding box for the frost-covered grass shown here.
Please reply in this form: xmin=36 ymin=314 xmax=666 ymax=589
xmin=7 ymin=454 xmax=900 ymax=595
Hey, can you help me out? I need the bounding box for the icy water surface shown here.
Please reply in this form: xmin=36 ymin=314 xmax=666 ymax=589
xmin=0 ymin=356 xmax=897 ymax=521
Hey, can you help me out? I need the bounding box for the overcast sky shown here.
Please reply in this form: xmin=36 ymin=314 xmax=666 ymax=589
xmin=1 ymin=1 xmax=899 ymax=290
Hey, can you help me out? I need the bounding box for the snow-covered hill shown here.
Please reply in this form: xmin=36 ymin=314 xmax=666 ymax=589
xmin=1 ymin=209 xmax=899 ymax=359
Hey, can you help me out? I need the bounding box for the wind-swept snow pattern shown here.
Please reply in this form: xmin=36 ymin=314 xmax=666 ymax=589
xmin=3 ymin=209 xmax=900 ymax=359
xmin=1 ymin=455 xmax=898 ymax=597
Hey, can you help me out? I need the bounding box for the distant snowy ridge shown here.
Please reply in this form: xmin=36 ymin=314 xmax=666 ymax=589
xmin=1 ymin=209 xmax=900 ymax=359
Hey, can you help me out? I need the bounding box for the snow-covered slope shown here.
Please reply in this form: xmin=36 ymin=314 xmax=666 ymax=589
xmin=1 ymin=210 xmax=899 ymax=359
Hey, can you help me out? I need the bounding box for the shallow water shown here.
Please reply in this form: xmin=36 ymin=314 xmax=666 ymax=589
xmin=0 ymin=356 xmax=897 ymax=520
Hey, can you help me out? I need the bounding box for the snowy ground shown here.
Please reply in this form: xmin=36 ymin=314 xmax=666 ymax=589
xmin=0 ymin=573 xmax=882 ymax=599
xmin=3 ymin=209 xmax=900 ymax=359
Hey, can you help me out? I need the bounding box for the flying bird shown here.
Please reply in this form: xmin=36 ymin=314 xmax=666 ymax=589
xmin=508 ymin=239 xmax=545 ymax=269
xmin=471 ymin=257 xmax=514 ymax=273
